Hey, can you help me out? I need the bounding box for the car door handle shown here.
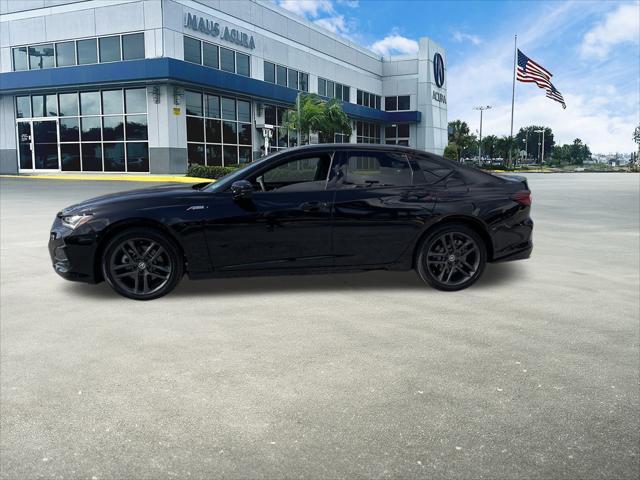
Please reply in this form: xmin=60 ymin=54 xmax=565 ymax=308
xmin=300 ymin=201 xmax=328 ymax=212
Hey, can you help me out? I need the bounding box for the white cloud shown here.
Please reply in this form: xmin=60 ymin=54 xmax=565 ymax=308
xmin=277 ymin=0 xmax=334 ymax=18
xmin=336 ymin=0 xmax=359 ymax=7
xmin=315 ymin=15 xmax=351 ymax=37
xmin=447 ymin=1 xmax=639 ymax=153
xmin=479 ymin=92 xmax=637 ymax=154
xmin=369 ymin=34 xmax=419 ymax=56
xmin=580 ymin=3 xmax=640 ymax=58
xmin=452 ymin=31 xmax=481 ymax=45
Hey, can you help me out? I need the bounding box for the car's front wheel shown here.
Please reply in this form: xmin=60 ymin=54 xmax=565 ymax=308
xmin=416 ymin=224 xmax=486 ymax=291
xmin=102 ymin=228 xmax=183 ymax=300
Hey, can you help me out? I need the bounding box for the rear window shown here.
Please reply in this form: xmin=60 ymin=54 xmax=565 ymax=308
xmin=412 ymin=153 xmax=453 ymax=184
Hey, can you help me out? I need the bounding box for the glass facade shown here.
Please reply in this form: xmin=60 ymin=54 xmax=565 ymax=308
xmin=263 ymin=61 xmax=309 ymax=92
xmin=15 ymin=88 xmax=149 ymax=172
xmin=183 ymin=36 xmax=250 ymax=77
xmin=186 ymin=90 xmax=252 ymax=167
xmin=264 ymin=105 xmax=297 ymax=152
xmin=385 ymin=95 xmax=411 ymax=111
xmin=385 ymin=124 xmax=410 ymax=146
xmin=318 ymin=78 xmax=350 ymax=102
xmin=357 ymin=90 xmax=381 ymax=110
xmin=356 ymin=121 xmax=381 ymax=143
xmin=12 ymin=33 xmax=144 ymax=71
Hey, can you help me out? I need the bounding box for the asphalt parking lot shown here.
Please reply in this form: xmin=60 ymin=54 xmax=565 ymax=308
xmin=1 ymin=173 xmax=639 ymax=479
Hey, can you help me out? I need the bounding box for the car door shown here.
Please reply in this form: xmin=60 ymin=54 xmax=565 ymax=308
xmin=203 ymin=150 xmax=337 ymax=272
xmin=330 ymin=149 xmax=438 ymax=267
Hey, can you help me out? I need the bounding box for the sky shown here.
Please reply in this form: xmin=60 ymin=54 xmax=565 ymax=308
xmin=274 ymin=0 xmax=640 ymax=154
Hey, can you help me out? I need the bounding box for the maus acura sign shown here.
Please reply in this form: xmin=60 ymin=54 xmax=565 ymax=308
xmin=184 ymin=12 xmax=256 ymax=50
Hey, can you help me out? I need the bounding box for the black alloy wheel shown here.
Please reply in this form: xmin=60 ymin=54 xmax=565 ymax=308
xmin=102 ymin=228 xmax=183 ymax=300
xmin=416 ymin=224 xmax=486 ymax=291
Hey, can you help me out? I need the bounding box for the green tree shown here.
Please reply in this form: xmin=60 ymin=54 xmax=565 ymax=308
xmin=516 ymin=126 xmax=555 ymax=161
xmin=444 ymin=143 xmax=459 ymax=161
xmin=481 ymin=135 xmax=498 ymax=159
xmin=633 ymin=125 xmax=640 ymax=150
xmin=448 ymin=120 xmax=477 ymax=159
xmin=569 ymin=138 xmax=591 ymax=165
xmin=284 ymin=93 xmax=351 ymax=144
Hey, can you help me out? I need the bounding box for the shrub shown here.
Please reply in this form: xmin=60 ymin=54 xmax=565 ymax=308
xmin=187 ymin=164 xmax=238 ymax=180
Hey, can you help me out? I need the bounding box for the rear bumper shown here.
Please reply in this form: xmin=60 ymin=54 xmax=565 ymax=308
xmin=491 ymin=241 xmax=532 ymax=262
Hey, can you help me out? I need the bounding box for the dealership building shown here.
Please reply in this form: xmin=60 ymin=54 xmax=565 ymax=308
xmin=0 ymin=0 xmax=447 ymax=174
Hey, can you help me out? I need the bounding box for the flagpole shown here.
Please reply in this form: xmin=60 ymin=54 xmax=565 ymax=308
xmin=509 ymin=34 xmax=517 ymax=167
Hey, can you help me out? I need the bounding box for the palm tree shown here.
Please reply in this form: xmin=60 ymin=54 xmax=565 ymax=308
xmin=284 ymin=93 xmax=352 ymax=144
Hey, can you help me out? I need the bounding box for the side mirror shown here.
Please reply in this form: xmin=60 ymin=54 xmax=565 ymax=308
xmin=230 ymin=180 xmax=253 ymax=200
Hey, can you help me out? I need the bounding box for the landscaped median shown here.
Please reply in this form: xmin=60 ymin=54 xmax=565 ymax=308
xmin=0 ymin=173 xmax=213 ymax=183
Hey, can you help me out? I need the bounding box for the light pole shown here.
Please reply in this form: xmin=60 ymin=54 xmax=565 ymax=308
xmin=473 ymin=105 xmax=491 ymax=162
xmin=535 ymin=128 xmax=545 ymax=164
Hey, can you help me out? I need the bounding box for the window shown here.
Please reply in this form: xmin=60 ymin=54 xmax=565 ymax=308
xmin=299 ymin=72 xmax=309 ymax=92
xmin=385 ymin=96 xmax=397 ymax=111
xmin=28 ymin=44 xmax=54 ymax=69
xmin=276 ymin=65 xmax=287 ymax=86
xmin=397 ymin=95 xmax=410 ymax=110
xmin=318 ymin=77 xmax=350 ymax=102
xmin=342 ymin=151 xmax=412 ymax=187
xmin=203 ymin=43 xmax=219 ymax=68
xmin=77 ymin=39 xmax=98 ymax=65
xmin=186 ymin=90 xmax=252 ymax=167
xmin=13 ymin=47 xmax=28 ymax=71
xmin=122 ymin=33 xmax=145 ymax=60
xmin=102 ymin=90 xmax=123 ymax=115
xmin=385 ymin=95 xmax=410 ymax=111
xmin=411 ymin=153 xmax=453 ymax=184
xmin=357 ymin=89 xmax=381 ymax=110
xmin=220 ymin=47 xmax=235 ymax=72
xmin=385 ymin=124 xmax=410 ymax=146
xmin=184 ymin=36 xmax=202 ymax=64
xmin=264 ymin=105 xmax=297 ymax=152
xmin=58 ymin=93 xmax=78 ymax=116
xmin=99 ymin=36 xmax=121 ymax=63
xmin=356 ymin=121 xmax=381 ymax=144
xmin=15 ymin=88 xmax=148 ymax=172
xmin=318 ymin=78 xmax=327 ymax=97
xmin=12 ymin=33 xmax=144 ymax=71
xmin=288 ymin=69 xmax=298 ymax=90
xmin=16 ymin=96 xmax=31 ymax=118
xmin=264 ymin=61 xmax=275 ymax=83
xmin=125 ymin=88 xmax=147 ymax=114
xmin=236 ymin=53 xmax=250 ymax=76
xmin=252 ymin=155 xmax=332 ymax=192
xmin=55 ymin=42 xmax=76 ymax=67
xmin=31 ymin=94 xmax=57 ymax=117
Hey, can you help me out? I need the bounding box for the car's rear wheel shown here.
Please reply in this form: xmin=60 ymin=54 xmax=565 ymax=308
xmin=102 ymin=228 xmax=183 ymax=300
xmin=416 ymin=224 xmax=486 ymax=291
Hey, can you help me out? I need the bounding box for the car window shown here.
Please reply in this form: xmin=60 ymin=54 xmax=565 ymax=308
xmin=341 ymin=151 xmax=412 ymax=188
xmin=252 ymin=154 xmax=332 ymax=192
xmin=412 ymin=153 xmax=453 ymax=185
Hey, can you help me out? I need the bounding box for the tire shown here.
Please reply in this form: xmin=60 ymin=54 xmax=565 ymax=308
xmin=415 ymin=223 xmax=487 ymax=291
xmin=101 ymin=227 xmax=184 ymax=300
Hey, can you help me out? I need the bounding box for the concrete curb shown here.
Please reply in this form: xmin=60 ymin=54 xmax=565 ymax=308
xmin=0 ymin=174 xmax=214 ymax=183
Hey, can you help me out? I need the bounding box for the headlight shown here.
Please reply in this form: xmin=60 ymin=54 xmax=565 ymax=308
xmin=61 ymin=213 xmax=93 ymax=230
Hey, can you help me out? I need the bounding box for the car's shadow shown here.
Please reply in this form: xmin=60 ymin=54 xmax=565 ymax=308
xmin=66 ymin=263 xmax=525 ymax=299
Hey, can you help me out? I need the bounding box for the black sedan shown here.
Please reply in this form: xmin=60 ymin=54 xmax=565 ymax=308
xmin=49 ymin=144 xmax=533 ymax=300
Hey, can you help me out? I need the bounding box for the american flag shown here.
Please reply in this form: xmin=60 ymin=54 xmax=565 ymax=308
xmin=517 ymin=49 xmax=566 ymax=109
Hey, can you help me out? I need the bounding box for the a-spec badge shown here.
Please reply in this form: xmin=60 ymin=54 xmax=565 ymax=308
xmin=186 ymin=205 xmax=205 ymax=211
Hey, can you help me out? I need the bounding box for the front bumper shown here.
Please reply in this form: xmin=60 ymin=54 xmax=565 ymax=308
xmin=49 ymin=217 xmax=100 ymax=283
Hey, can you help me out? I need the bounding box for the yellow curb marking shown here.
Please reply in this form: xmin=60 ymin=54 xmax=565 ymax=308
xmin=0 ymin=174 xmax=214 ymax=183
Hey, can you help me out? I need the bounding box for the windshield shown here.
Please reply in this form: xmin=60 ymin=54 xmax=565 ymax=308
xmin=203 ymin=152 xmax=280 ymax=192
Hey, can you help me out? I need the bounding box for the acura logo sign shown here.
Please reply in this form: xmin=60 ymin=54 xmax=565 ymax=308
xmin=433 ymin=52 xmax=445 ymax=88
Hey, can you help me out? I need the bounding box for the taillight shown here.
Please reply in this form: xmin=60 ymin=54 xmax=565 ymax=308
xmin=512 ymin=190 xmax=531 ymax=206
